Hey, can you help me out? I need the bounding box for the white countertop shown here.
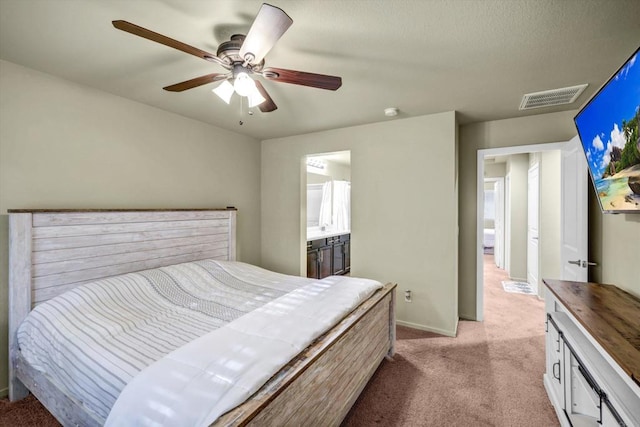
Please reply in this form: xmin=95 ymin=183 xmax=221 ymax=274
xmin=306 ymin=229 xmax=350 ymax=241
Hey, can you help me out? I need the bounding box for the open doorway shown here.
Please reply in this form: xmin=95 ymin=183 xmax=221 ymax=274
xmin=305 ymin=151 xmax=351 ymax=279
xmin=476 ymin=142 xmax=568 ymax=321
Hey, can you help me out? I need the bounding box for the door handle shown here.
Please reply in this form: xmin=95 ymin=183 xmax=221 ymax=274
xmin=552 ymin=361 xmax=561 ymax=383
xmin=568 ymin=259 xmax=598 ymax=268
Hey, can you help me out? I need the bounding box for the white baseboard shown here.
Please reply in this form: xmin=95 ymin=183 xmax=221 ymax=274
xmin=396 ymin=319 xmax=457 ymax=337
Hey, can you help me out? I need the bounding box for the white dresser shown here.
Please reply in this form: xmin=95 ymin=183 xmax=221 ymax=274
xmin=543 ymin=279 xmax=640 ymax=427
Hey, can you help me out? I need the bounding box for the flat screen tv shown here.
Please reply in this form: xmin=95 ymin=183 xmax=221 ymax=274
xmin=574 ymin=46 xmax=640 ymax=213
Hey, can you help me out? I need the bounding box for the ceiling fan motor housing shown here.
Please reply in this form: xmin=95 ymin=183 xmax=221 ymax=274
xmin=216 ymin=35 xmax=244 ymax=62
xmin=216 ymin=34 xmax=263 ymax=72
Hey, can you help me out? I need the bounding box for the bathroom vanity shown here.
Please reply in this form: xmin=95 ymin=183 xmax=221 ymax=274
xmin=306 ymin=231 xmax=350 ymax=279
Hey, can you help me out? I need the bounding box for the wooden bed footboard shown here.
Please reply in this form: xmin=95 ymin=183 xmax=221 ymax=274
xmin=215 ymin=282 xmax=396 ymax=427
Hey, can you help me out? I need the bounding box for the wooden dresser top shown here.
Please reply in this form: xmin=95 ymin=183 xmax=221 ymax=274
xmin=544 ymin=279 xmax=640 ymax=386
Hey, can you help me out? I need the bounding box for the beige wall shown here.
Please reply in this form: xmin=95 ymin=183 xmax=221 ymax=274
xmin=484 ymin=162 xmax=506 ymax=179
xmin=539 ymin=150 xmax=561 ymax=298
xmin=262 ymin=112 xmax=459 ymax=336
xmin=0 ymin=60 xmax=261 ymax=395
xmin=483 ymin=181 xmax=495 ymax=229
xmin=589 ymin=195 xmax=640 ymax=297
xmin=506 ymin=154 xmax=529 ymax=280
xmin=307 ymin=172 xmax=332 ymax=185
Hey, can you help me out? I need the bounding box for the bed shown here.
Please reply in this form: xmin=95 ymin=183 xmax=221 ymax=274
xmin=8 ymin=208 xmax=396 ymax=426
xmin=483 ymin=228 xmax=495 ymax=253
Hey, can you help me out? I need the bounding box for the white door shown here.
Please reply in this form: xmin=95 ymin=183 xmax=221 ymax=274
xmin=504 ymin=173 xmax=511 ymax=275
xmin=561 ymin=136 xmax=589 ymax=281
xmin=494 ymin=179 xmax=505 ymax=269
xmin=527 ymin=163 xmax=540 ymax=293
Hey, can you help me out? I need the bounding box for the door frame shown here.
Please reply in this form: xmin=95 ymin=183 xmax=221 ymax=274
xmin=504 ymin=173 xmax=511 ymax=275
xmin=476 ymin=141 xmax=567 ymax=321
xmin=494 ymin=178 xmax=505 ymax=269
xmin=527 ymin=162 xmax=540 ymax=294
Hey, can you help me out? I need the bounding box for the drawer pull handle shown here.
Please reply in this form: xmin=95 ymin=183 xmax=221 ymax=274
xmin=552 ymin=361 xmax=561 ymax=383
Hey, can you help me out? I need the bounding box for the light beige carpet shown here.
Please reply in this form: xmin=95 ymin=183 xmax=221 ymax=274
xmin=0 ymin=254 xmax=558 ymax=426
xmin=342 ymin=254 xmax=558 ymax=426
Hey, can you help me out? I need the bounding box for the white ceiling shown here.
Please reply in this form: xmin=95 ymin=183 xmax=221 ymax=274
xmin=1 ymin=0 xmax=639 ymax=140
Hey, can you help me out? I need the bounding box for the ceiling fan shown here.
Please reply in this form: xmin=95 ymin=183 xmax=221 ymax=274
xmin=112 ymin=3 xmax=342 ymax=113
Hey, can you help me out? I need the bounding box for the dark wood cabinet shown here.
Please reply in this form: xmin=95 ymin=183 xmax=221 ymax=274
xmin=319 ymin=246 xmax=332 ymax=278
xmin=306 ymin=233 xmax=350 ymax=279
xmin=344 ymin=239 xmax=350 ymax=273
xmin=306 ymin=248 xmax=319 ymax=279
xmin=332 ymin=240 xmax=345 ymax=275
xmin=331 ymin=234 xmax=351 ymax=275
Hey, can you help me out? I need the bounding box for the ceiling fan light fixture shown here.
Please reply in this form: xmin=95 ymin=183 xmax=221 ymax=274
xmin=234 ymin=72 xmax=266 ymax=107
xmin=248 ymin=89 xmax=266 ymax=108
xmin=234 ymin=72 xmax=256 ymax=97
xmin=212 ymin=80 xmax=234 ymax=104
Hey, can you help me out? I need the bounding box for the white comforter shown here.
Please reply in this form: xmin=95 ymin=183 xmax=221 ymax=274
xmin=105 ymin=274 xmax=381 ymax=426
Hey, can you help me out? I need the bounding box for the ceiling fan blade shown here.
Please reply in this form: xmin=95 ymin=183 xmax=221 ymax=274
xmin=112 ymin=20 xmax=220 ymax=63
xmin=239 ymin=4 xmax=293 ymax=64
xmin=163 ymin=73 xmax=229 ymax=92
xmin=262 ymin=67 xmax=342 ymax=91
xmin=254 ymin=80 xmax=278 ymax=112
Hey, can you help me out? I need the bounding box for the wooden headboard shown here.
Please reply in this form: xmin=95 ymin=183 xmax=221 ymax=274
xmin=7 ymin=208 xmax=236 ymax=399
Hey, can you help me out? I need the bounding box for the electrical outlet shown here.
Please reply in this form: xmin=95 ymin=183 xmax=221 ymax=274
xmin=404 ymin=290 xmax=412 ymax=303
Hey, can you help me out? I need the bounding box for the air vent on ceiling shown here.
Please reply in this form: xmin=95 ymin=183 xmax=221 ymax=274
xmin=519 ymin=84 xmax=588 ymax=110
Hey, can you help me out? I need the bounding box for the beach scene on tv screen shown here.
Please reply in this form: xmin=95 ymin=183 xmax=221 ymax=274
xmin=576 ymin=51 xmax=640 ymax=212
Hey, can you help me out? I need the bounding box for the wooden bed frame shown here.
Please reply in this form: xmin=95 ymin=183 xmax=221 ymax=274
xmin=8 ymin=208 xmax=396 ymax=426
